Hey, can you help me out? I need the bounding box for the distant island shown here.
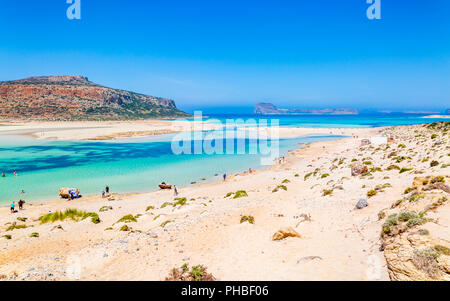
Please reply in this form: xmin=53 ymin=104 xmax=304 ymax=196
xmin=254 ymin=102 xmax=358 ymax=115
xmin=0 ymin=75 xmax=190 ymax=121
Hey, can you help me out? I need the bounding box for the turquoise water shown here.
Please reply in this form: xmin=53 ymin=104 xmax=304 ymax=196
xmin=204 ymin=113 xmax=449 ymax=128
xmin=0 ymin=132 xmax=341 ymax=204
xmin=0 ymin=114 xmax=448 ymax=205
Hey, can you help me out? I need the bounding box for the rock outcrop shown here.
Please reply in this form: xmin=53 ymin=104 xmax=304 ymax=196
xmin=254 ymin=102 xmax=358 ymax=115
xmin=0 ymin=75 xmax=190 ymax=120
xmin=272 ymin=227 xmax=301 ymax=241
xmin=351 ymin=162 xmax=368 ymax=176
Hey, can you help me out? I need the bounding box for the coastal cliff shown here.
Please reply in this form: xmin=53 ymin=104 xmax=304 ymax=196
xmin=254 ymin=102 xmax=358 ymax=115
xmin=0 ymin=76 xmax=190 ymax=120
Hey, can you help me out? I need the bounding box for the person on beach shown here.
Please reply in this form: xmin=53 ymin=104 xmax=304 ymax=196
xmin=223 ymin=173 xmax=227 ymax=181
xmin=13 ymin=170 xmax=17 ymax=177
xmin=1 ymin=172 xmax=5 ymax=177
xmin=102 ymin=190 xmax=106 ymax=198
xmin=174 ymin=185 xmax=178 ymax=196
xmin=10 ymin=201 xmax=15 ymax=213
xmin=106 ymin=186 xmax=110 ymax=194
xmin=18 ymin=199 xmax=24 ymax=210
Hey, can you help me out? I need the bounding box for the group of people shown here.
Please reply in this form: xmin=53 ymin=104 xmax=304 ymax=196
xmin=2 ymin=170 xmax=18 ymax=178
xmin=10 ymin=199 xmax=25 ymax=214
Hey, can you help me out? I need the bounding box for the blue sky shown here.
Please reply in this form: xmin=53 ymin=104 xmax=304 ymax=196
xmin=0 ymin=0 xmax=449 ymax=113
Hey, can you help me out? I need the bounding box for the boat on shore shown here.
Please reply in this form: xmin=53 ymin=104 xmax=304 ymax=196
xmin=158 ymin=183 xmax=172 ymax=190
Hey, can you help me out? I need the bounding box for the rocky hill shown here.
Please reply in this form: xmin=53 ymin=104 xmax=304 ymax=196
xmin=254 ymin=102 xmax=358 ymax=115
xmin=0 ymin=76 xmax=190 ymax=120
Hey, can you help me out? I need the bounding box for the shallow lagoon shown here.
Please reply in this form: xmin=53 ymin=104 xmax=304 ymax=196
xmin=0 ymin=132 xmax=341 ymax=204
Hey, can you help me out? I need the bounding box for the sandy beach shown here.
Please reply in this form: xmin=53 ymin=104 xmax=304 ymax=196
xmin=0 ymin=119 xmax=223 ymax=141
xmin=0 ymin=122 xmax=449 ymax=281
xmin=0 ymin=119 xmax=379 ymax=142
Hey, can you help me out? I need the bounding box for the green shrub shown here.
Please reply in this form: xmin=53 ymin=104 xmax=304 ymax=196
xmin=409 ymin=193 xmax=425 ymax=202
xmin=6 ymin=224 xmax=26 ymax=231
xmin=99 ymin=206 xmax=112 ymax=212
xmin=39 ymin=209 xmax=98 ymax=224
xmin=240 ymin=215 xmax=255 ymax=224
xmin=146 ymin=206 xmax=155 ymax=211
xmin=367 ymin=190 xmax=377 ymax=197
xmin=2 ymin=235 xmax=12 ymax=240
xmin=116 ymin=214 xmax=138 ymax=223
xmin=173 ymin=197 xmax=187 ymax=207
xmin=398 ymin=211 xmax=418 ymax=222
xmin=304 ymin=173 xmax=312 ymax=181
xmin=430 ymin=160 xmax=439 ymax=167
xmin=322 ymin=189 xmax=333 ymax=196
xmin=30 ymin=232 xmax=39 ymax=238
xmin=161 ymin=202 xmax=173 ymax=208
xmin=321 ymin=174 xmax=330 ymax=179
xmin=17 ymin=217 xmax=27 ymax=222
xmin=386 ymin=165 xmax=400 ymax=171
xmin=272 ymin=185 xmax=287 ymax=192
xmin=370 ymin=167 xmax=382 ymax=173
xmin=382 ymin=214 xmax=399 ymax=235
xmin=431 ymin=134 xmax=437 ymax=139
xmin=434 ymin=245 xmax=450 ymax=256
xmin=399 ymin=167 xmax=413 ymax=174
xmin=431 ymin=176 xmax=445 ymax=183
xmin=120 ymin=225 xmax=130 ymax=231
xmin=407 ymin=218 xmax=426 ymax=228
xmin=160 ymin=220 xmax=172 ymax=228
xmin=190 ymin=265 xmax=204 ymax=281
xmin=404 ymin=187 xmax=415 ymax=194
xmin=224 ymin=192 xmax=234 ymax=198
xmin=233 ymin=190 xmax=248 ymax=199
xmin=378 ymin=211 xmax=386 ymax=220
xmin=418 ymin=229 xmax=429 ymax=235
xmin=39 ymin=209 xmax=81 ymax=224
xmin=83 ymin=212 xmax=101 ymax=224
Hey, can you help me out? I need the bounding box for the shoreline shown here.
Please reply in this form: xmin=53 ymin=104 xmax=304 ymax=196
xmin=0 ymin=122 xmax=448 ymax=280
xmin=0 ymin=126 xmax=380 ymax=207
xmin=0 ymin=134 xmax=346 ymax=207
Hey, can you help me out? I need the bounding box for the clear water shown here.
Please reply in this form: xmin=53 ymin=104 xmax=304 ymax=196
xmin=202 ymin=113 xmax=449 ymax=128
xmin=0 ymin=131 xmax=341 ymax=204
xmin=0 ymin=113 xmax=448 ymax=204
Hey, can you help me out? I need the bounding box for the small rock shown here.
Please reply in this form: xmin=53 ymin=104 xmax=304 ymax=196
xmin=351 ymin=162 xmax=368 ymax=176
xmin=272 ymin=227 xmax=301 ymax=241
xmin=355 ymin=199 xmax=368 ymax=209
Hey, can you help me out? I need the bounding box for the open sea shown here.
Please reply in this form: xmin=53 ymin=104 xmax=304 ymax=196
xmin=0 ymin=113 xmax=447 ymax=204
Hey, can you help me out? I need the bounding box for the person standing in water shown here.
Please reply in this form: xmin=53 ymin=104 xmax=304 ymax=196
xmin=1 ymin=172 xmax=5 ymax=178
